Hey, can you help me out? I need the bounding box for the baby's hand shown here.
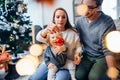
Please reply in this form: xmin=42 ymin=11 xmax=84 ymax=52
xmin=48 ymin=63 xmax=56 ymax=69
xmin=54 ymin=45 xmax=66 ymax=55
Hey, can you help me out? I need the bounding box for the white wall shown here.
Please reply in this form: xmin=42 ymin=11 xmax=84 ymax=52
xmin=42 ymin=0 xmax=74 ymax=26
xmin=24 ymin=0 xmax=74 ymax=27
xmin=102 ymin=0 xmax=117 ymax=19
xmin=24 ymin=0 xmax=43 ymax=26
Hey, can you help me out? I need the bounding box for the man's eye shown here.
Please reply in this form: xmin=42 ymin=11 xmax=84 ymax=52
xmin=88 ymin=6 xmax=97 ymax=9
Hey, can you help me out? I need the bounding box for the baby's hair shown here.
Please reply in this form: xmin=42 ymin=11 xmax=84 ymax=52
xmin=47 ymin=32 xmax=62 ymax=45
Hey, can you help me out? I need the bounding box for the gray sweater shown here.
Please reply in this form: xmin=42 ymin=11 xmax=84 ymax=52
xmin=76 ymin=11 xmax=116 ymax=57
xmin=44 ymin=46 xmax=67 ymax=68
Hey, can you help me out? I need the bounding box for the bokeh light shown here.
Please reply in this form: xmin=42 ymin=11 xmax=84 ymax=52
xmin=16 ymin=44 xmax=47 ymax=76
xmin=105 ymin=31 xmax=120 ymax=53
xmin=16 ymin=54 xmax=39 ymax=75
xmin=29 ymin=44 xmax=43 ymax=56
xmin=35 ymin=0 xmax=55 ymax=6
xmin=76 ymin=4 xmax=88 ymax=16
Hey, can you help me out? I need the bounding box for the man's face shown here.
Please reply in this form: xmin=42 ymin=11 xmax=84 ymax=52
xmin=83 ymin=0 xmax=97 ymax=8
xmin=82 ymin=0 xmax=99 ymax=18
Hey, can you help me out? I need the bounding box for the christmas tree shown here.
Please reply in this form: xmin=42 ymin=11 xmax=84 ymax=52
xmin=0 ymin=0 xmax=32 ymax=56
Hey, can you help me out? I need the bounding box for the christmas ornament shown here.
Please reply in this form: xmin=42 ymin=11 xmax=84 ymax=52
xmin=55 ymin=37 xmax=64 ymax=46
xmin=0 ymin=44 xmax=11 ymax=72
xmin=0 ymin=44 xmax=11 ymax=62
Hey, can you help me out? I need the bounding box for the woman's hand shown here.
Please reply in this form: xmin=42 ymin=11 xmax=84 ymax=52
xmin=41 ymin=23 xmax=60 ymax=37
xmin=46 ymin=23 xmax=60 ymax=33
xmin=74 ymin=54 xmax=81 ymax=65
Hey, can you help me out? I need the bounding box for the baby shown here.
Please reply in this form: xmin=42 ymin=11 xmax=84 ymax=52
xmin=44 ymin=32 xmax=76 ymax=80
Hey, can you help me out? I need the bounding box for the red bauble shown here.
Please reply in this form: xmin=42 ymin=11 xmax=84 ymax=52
xmin=55 ymin=38 xmax=64 ymax=46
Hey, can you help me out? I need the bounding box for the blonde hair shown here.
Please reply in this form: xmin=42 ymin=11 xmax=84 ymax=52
xmin=47 ymin=32 xmax=62 ymax=46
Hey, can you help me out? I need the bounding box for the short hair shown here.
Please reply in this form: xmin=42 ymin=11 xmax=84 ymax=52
xmin=95 ymin=0 xmax=103 ymax=6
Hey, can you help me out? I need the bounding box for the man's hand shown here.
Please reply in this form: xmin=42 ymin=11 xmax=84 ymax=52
xmin=74 ymin=54 xmax=81 ymax=65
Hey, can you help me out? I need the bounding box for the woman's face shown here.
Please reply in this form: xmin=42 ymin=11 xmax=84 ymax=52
xmin=54 ymin=10 xmax=67 ymax=30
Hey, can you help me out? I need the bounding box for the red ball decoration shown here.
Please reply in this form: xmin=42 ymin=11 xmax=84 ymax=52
xmin=55 ymin=38 xmax=64 ymax=46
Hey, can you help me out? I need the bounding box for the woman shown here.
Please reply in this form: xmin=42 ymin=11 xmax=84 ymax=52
xmin=29 ymin=7 xmax=82 ymax=80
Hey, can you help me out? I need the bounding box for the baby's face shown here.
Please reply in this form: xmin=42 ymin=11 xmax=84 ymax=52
xmin=49 ymin=33 xmax=62 ymax=46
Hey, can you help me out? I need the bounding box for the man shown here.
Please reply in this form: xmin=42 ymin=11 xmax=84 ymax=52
xmin=75 ymin=0 xmax=117 ymax=80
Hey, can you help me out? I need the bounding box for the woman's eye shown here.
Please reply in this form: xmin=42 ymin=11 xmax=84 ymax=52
xmin=56 ymin=16 xmax=60 ymax=18
xmin=56 ymin=15 xmax=66 ymax=19
xmin=62 ymin=16 xmax=66 ymax=19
